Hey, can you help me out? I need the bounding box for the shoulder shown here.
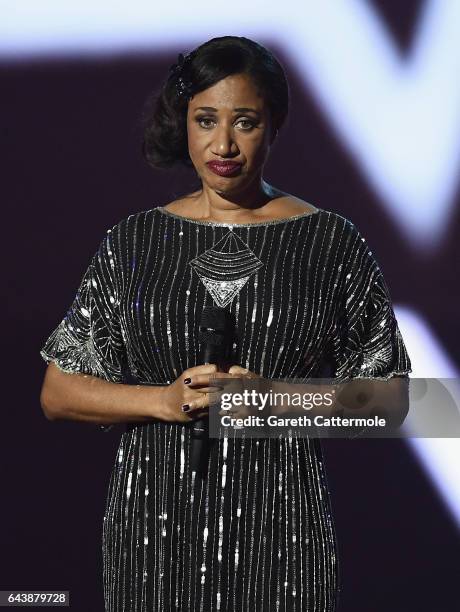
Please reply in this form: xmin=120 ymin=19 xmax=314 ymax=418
xmin=316 ymin=209 xmax=369 ymax=244
xmin=307 ymin=209 xmax=379 ymax=273
xmin=93 ymin=208 xmax=160 ymax=259
xmin=272 ymin=195 xmax=319 ymax=216
xmin=295 ymin=206 xmax=364 ymax=248
xmin=105 ymin=207 xmax=159 ymax=236
xmin=325 ymin=214 xmax=382 ymax=279
xmin=160 ymin=196 xmax=193 ymax=216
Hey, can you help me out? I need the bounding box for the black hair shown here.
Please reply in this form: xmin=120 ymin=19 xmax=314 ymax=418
xmin=141 ymin=36 xmax=290 ymax=169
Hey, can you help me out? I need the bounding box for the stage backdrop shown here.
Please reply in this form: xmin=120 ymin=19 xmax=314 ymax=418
xmin=2 ymin=2 xmax=459 ymax=610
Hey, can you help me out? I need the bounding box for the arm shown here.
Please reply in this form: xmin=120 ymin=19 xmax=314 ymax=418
xmin=38 ymin=225 xmax=158 ymax=426
xmin=270 ymin=376 xmax=409 ymax=427
xmin=40 ymin=361 xmax=166 ymax=425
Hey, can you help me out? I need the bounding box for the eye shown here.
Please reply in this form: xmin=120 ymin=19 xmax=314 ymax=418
xmin=194 ymin=116 xmax=257 ymax=130
xmin=196 ymin=117 xmax=215 ymax=129
xmin=236 ymin=119 xmax=256 ymax=130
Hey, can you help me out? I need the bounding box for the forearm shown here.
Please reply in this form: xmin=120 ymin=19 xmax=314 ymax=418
xmin=40 ymin=362 xmax=166 ymax=425
xmin=269 ymin=377 xmax=409 ymax=427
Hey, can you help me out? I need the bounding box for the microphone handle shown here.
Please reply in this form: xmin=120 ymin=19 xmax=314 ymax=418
xmin=190 ymin=346 xmax=229 ymax=475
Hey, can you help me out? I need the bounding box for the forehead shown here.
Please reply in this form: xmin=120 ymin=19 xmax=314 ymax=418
xmin=189 ymin=74 xmax=265 ymax=111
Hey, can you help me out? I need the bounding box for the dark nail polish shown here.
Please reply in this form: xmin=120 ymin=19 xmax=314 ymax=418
xmin=181 ymin=404 xmax=191 ymax=412
xmin=184 ymin=377 xmax=191 ymax=384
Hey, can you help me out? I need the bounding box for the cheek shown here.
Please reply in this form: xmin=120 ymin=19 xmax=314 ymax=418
xmin=187 ymin=127 xmax=205 ymax=159
xmin=246 ymin=136 xmax=270 ymax=166
xmin=186 ymin=143 xmax=199 ymax=166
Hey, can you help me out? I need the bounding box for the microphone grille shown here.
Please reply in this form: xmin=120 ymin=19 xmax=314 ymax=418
xmin=199 ymin=307 xmax=235 ymax=347
xmin=200 ymin=306 xmax=233 ymax=329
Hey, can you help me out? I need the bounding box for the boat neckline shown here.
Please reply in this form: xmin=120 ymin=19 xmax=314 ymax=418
xmin=155 ymin=205 xmax=323 ymax=227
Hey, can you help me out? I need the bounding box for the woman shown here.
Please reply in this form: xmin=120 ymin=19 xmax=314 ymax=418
xmin=39 ymin=36 xmax=412 ymax=611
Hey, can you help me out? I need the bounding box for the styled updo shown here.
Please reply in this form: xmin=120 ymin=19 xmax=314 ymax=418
xmin=141 ymin=36 xmax=290 ymax=169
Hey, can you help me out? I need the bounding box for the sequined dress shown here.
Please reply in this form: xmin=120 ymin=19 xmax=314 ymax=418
xmin=40 ymin=205 xmax=412 ymax=612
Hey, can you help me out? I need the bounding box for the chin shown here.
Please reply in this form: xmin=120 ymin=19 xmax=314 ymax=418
xmin=213 ymin=183 xmax=243 ymax=196
xmin=212 ymin=174 xmax=248 ymax=190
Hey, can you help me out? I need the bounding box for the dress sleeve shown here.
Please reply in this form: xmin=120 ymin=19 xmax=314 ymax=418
xmin=40 ymin=225 xmax=126 ymax=384
xmin=329 ymin=223 xmax=412 ymax=381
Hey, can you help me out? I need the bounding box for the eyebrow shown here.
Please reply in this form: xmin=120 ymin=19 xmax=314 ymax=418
xmin=194 ymin=106 xmax=260 ymax=114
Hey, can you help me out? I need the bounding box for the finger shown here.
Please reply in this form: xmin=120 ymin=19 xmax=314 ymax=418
xmin=218 ymin=409 xmax=246 ymax=421
xmin=182 ymin=391 xmax=212 ymax=414
xmin=184 ymin=364 xmax=218 ymax=378
xmin=185 ymin=372 xmax=235 ymax=389
xmin=218 ymin=406 xmax=237 ymax=415
xmin=185 ymin=408 xmax=209 ymax=421
xmin=228 ymin=365 xmax=249 ymax=376
xmin=209 ymin=372 xmax=239 ymax=389
xmin=181 ymin=404 xmax=208 ymax=420
xmin=212 ymin=375 xmax=244 ymax=400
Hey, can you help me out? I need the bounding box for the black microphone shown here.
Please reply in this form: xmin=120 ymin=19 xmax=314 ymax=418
xmin=191 ymin=307 xmax=236 ymax=476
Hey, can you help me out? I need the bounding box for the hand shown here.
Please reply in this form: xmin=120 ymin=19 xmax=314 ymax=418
xmin=218 ymin=365 xmax=263 ymax=419
xmin=159 ymin=364 xmax=236 ymax=423
xmin=227 ymin=365 xmax=263 ymax=380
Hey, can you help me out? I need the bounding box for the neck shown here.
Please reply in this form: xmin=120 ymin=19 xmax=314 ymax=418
xmin=192 ymin=178 xmax=283 ymax=222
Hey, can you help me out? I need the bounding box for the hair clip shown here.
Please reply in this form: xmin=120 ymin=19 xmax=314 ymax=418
xmin=176 ymin=76 xmax=193 ymax=98
xmin=168 ymin=52 xmax=194 ymax=99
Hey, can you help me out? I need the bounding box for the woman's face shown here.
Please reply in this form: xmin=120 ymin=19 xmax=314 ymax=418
xmin=186 ymin=73 xmax=275 ymax=195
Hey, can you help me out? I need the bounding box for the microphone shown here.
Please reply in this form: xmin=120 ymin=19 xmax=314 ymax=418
xmin=191 ymin=307 xmax=236 ymax=476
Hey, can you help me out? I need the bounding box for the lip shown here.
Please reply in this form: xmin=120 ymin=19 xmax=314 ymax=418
xmin=206 ymin=161 xmax=243 ymax=177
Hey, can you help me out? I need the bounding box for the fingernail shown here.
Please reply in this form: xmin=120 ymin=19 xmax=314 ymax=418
xmin=181 ymin=404 xmax=191 ymax=412
xmin=184 ymin=377 xmax=191 ymax=384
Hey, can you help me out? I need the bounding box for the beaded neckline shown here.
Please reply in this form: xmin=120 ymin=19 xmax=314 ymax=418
xmin=156 ymin=205 xmax=323 ymax=227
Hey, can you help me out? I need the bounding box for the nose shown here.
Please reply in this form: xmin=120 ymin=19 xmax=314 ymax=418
xmin=211 ymin=123 xmax=239 ymax=157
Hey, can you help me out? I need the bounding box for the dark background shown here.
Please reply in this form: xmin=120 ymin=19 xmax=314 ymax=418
xmin=2 ymin=2 xmax=459 ymax=610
